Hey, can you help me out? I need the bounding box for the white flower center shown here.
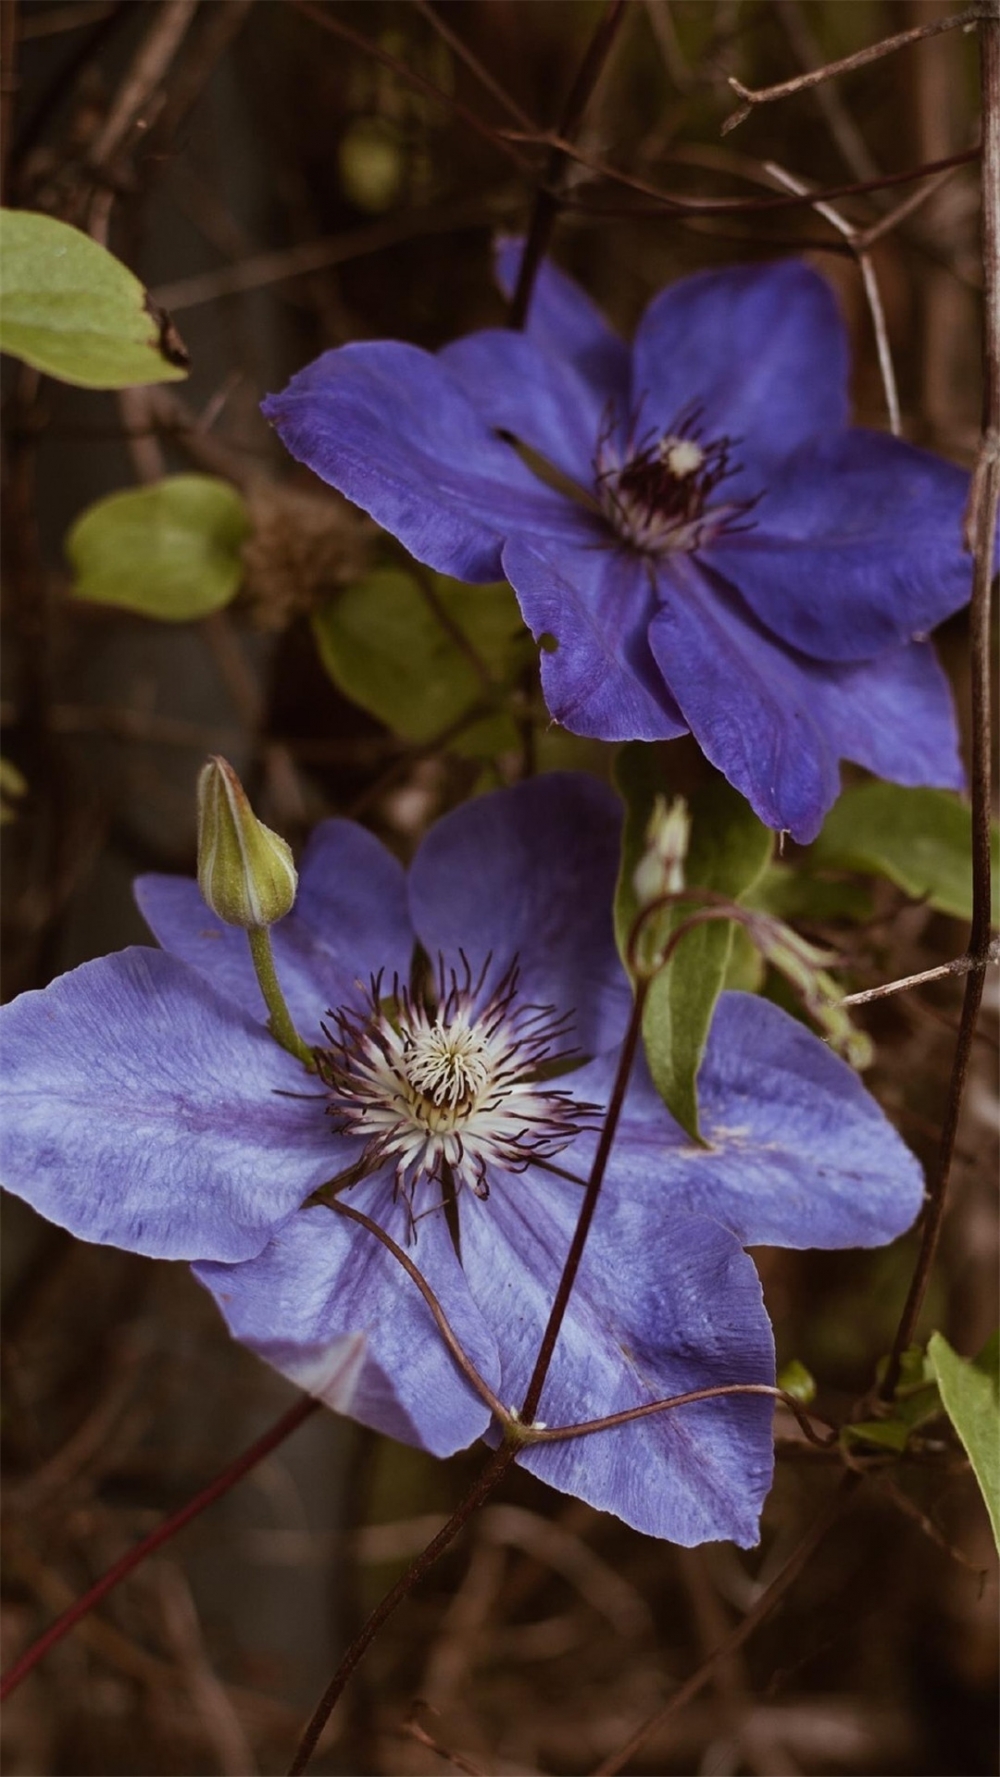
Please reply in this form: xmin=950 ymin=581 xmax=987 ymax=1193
xmin=317 ymin=961 xmax=595 ymax=1213
xmin=404 ymin=1021 xmax=492 ymax=1110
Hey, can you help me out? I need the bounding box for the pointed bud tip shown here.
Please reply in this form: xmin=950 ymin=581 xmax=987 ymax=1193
xmin=196 ymin=754 xmax=297 ymax=929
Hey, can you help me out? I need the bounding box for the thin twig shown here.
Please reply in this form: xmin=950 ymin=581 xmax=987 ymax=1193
xmin=150 ymin=194 xmax=516 ymax=313
xmin=880 ymin=0 xmax=999 ymax=1400
xmin=775 ymin=0 xmax=880 ymax=182
xmin=285 ymin=1443 xmax=517 ymax=1776
xmin=326 ymin=1201 xmax=507 ymax=1421
xmin=840 ymin=940 xmax=1000 ymax=1006
xmin=290 ymin=0 xmax=533 ymax=170
xmin=412 ymin=0 xmax=534 ymax=131
xmin=404 ymin=1703 xmax=488 ymax=1777
xmin=84 ymin=0 xmax=199 ymax=241
xmin=509 ymin=0 xmax=629 ymax=328
xmin=503 ymin=133 xmax=980 ymax=217
xmin=524 ymin=1384 xmax=838 ymax=1451
xmin=592 ymin=1475 xmax=861 ymax=1775
xmin=0 ymin=1395 xmax=321 ymax=1700
xmin=519 ymin=982 xmax=647 ymax=1424
xmin=723 ymin=8 xmax=978 ymax=134
xmin=764 ymin=160 xmax=901 ymax=434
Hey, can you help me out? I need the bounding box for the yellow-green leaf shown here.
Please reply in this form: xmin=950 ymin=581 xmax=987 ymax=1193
xmin=312 ymin=567 xmax=529 ymax=745
xmin=68 ymin=476 xmax=249 ymax=620
xmin=0 ymin=210 xmax=189 ymax=389
xmin=927 ymin=1330 xmax=1000 ymax=1550
xmin=811 ymin=783 xmax=999 ymax=924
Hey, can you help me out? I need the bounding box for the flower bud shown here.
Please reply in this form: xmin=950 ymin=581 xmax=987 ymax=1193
xmin=196 ymin=755 xmax=297 ymax=929
xmin=632 ymin=795 xmax=691 ymax=909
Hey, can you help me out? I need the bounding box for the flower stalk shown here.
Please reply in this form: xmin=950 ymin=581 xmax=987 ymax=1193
xmin=246 ymin=924 xmax=316 ymax=1070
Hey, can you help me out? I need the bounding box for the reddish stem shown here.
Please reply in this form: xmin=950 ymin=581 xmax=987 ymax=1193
xmin=0 ymin=1394 xmax=320 ymax=1699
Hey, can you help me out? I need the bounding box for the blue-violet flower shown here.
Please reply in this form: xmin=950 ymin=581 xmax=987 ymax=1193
xmin=262 ymin=249 xmax=971 ymax=842
xmin=0 ymin=776 xmax=924 ymax=1544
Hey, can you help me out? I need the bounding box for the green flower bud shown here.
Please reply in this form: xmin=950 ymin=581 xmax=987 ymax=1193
xmin=196 ymin=755 xmax=297 ymax=929
xmin=633 ymin=794 xmax=692 ymax=909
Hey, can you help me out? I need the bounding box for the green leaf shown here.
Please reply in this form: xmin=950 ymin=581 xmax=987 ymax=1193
xmin=777 ymin=1359 xmax=817 ymax=1406
xmin=811 ymin=783 xmax=1000 ymax=924
xmin=0 ymin=209 xmax=189 ymax=388
xmin=927 ymin=1330 xmax=1000 ymax=1549
xmin=312 ymin=568 xmax=528 ymax=745
xmin=68 ymin=476 xmax=249 ymax=621
xmin=841 ymin=1418 xmax=911 ymax=1455
xmin=614 ymin=748 xmax=773 ymax=1140
xmin=745 ymin=863 xmax=873 ymax=925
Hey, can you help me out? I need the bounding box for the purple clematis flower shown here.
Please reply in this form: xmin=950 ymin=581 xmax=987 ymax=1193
xmin=262 ymin=248 xmax=970 ymax=842
xmin=0 ymin=776 xmax=923 ymax=1545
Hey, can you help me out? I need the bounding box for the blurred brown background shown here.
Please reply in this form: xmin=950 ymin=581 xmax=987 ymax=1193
xmin=1 ymin=3 xmax=996 ymax=1772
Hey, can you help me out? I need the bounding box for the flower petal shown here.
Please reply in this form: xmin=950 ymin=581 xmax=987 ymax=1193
xmin=494 ymin=237 xmax=631 ymax=403
xmin=408 ymin=773 xmax=631 ymax=1056
xmin=261 ymin=342 xmax=582 ymax=582
xmin=603 ymin=991 xmax=925 ymax=1250
xmin=810 ymin=638 xmax=964 ymax=792
xmin=0 ymin=949 xmax=344 ymax=1261
xmin=136 ymin=819 xmax=414 ymax=1041
xmin=440 ymin=329 xmax=606 ymax=487
xmin=502 ymin=535 xmax=688 ymax=743
xmin=195 ymin=1193 xmax=499 ymax=1458
xmin=705 ymin=431 xmax=972 ymax=661
xmin=459 ymin=1175 xmax=775 ymax=1546
xmin=648 ymin=557 xmax=839 ymax=841
xmin=631 ymin=261 xmax=849 ymax=492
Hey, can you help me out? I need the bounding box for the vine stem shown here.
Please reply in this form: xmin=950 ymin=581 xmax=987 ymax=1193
xmin=592 ymin=1472 xmax=861 ymax=1775
xmin=285 ymin=1441 xmax=516 ymax=1775
xmin=520 ymin=984 xmax=647 ymax=1423
xmin=880 ymin=0 xmax=998 ymax=1400
xmin=285 ymin=988 xmax=649 ymax=1773
xmin=508 ymin=0 xmax=628 ymax=329
xmin=0 ymin=1394 xmax=320 ymax=1701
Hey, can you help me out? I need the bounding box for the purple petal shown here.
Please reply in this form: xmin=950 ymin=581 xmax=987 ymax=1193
xmin=648 ymin=557 xmax=839 ymax=841
xmin=494 ymin=237 xmax=631 ymax=405
xmin=502 ymin=536 xmax=688 ymax=742
xmin=459 ymin=1175 xmax=774 ymax=1546
xmin=439 ymin=329 xmax=606 ymax=487
xmin=811 ymin=638 xmax=964 ymax=792
xmin=408 ymin=773 xmax=631 ymax=1056
xmin=705 ymin=431 xmax=972 ymax=661
xmin=136 ymin=819 xmax=414 ymax=1042
xmin=262 ymin=342 xmax=582 ymax=582
xmin=195 ymin=1191 xmax=499 ymax=1458
xmin=0 ymin=949 xmax=345 ymax=1262
xmin=602 ymin=992 xmax=925 ymax=1250
xmin=631 ymin=261 xmax=849 ymax=494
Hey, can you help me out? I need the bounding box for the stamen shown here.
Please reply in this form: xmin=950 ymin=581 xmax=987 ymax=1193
xmin=315 ymin=959 xmax=599 ymax=1226
xmin=593 ymin=398 xmax=760 ymax=555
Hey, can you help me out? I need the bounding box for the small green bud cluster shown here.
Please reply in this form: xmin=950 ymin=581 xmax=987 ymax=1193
xmin=196 ymin=755 xmax=297 ymax=930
